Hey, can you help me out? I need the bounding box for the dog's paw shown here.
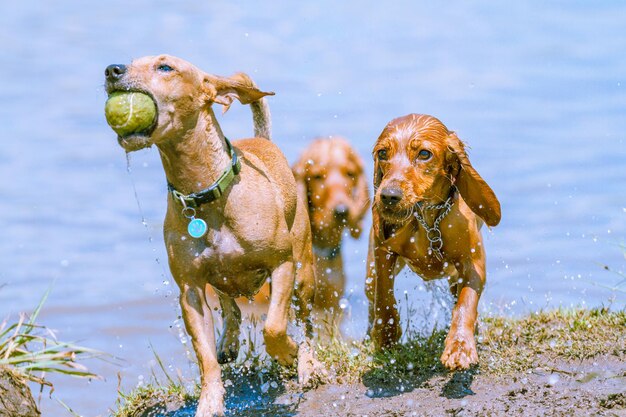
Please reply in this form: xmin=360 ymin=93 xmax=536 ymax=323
xmin=297 ymin=342 xmax=328 ymax=388
xmin=217 ymin=338 xmax=239 ymax=365
xmin=196 ymin=382 xmax=225 ymax=417
xmin=440 ymin=334 xmax=478 ymax=370
xmin=264 ymin=332 xmax=298 ymax=367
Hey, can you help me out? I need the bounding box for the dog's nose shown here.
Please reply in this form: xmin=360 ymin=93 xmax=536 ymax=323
xmin=380 ymin=187 xmax=403 ymax=206
xmin=334 ymin=204 xmax=349 ymax=219
xmin=105 ymin=64 xmax=127 ymax=81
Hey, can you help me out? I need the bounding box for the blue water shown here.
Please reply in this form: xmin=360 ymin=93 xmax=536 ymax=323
xmin=1 ymin=1 xmax=624 ymax=415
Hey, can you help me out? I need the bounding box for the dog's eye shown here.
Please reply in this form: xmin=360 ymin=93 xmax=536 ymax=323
xmin=347 ymin=171 xmax=357 ymax=179
xmin=157 ymin=64 xmax=174 ymax=72
xmin=377 ymin=149 xmax=388 ymax=161
xmin=417 ymin=150 xmax=432 ymax=160
xmin=312 ymin=174 xmax=324 ymax=180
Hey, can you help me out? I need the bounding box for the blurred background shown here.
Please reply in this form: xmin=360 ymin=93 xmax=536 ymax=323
xmin=0 ymin=0 xmax=624 ymax=415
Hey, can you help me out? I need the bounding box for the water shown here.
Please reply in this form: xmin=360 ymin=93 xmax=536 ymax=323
xmin=1 ymin=1 xmax=625 ymax=415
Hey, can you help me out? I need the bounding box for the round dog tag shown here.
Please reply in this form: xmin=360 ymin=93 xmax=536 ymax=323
xmin=188 ymin=218 xmax=207 ymax=238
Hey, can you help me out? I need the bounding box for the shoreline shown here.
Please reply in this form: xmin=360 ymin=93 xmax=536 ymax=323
xmin=111 ymin=308 xmax=626 ymax=416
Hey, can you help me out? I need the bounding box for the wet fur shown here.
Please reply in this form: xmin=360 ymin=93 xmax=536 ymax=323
xmin=105 ymin=55 xmax=320 ymax=417
xmin=366 ymin=114 xmax=500 ymax=370
xmin=292 ymin=137 xmax=370 ymax=312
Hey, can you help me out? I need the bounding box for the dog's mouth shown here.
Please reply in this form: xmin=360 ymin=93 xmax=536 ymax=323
xmin=377 ymin=203 xmax=415 ymax=224
xmin=106 ymin=87 xmax=159 ymax=152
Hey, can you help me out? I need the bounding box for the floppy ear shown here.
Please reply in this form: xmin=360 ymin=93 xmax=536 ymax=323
xmin=204 ymin=72 xmax=274 ymax=112
xmin=447 ymin=132 xmax=501 ymax=227
xmin=292 ymin=154 xmax=310 ymax=215
xmin=349 ymin=151 xmax=370 ymax=239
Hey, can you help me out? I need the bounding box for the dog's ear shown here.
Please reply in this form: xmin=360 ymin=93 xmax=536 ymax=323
xmin=204 ymin=72 xmax=274 ymax=112
xmin=292 ymin=153 xmax=311 ymax=215
xmin=348 ymin=150 xmax=370 ymax=239
xmin=446 ymin=132 xmax=501 ymax=227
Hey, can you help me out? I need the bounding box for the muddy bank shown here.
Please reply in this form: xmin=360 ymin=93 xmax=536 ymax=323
xmin=0 ymin=367 xmax=40 ymax=417
xmin=296 ymin=355 xmax=626 ymax=416
xmin=114 ymin=309 xmax=626 ymax=417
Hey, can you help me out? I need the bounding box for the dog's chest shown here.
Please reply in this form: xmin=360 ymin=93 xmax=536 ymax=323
xmin=196 ymin=225 xmax=282 ymax=269
xmin=166 ymin=219 xmax=287 ymax=295
xmin=387 ymin=231 xmax=450 ymax=280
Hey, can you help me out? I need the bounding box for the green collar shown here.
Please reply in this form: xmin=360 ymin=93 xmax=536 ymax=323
xmin=167 ymin=137 xmax=241 ymax=208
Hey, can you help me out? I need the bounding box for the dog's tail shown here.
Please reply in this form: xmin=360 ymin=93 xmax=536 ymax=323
xmin=230 ymin=72 xmax=272 ymax=140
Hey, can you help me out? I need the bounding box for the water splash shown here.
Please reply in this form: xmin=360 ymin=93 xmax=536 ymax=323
xmin=126 ymin=154 xmax=192 ymax=361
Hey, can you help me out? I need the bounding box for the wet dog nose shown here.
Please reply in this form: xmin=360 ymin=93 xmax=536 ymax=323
xmin=380 ymin=187 xmax=403 ymax=206
xmin=334 ymin=204 xmax=349 ymax=219
xmin=105 ymin=64 xmax=127 ymax=81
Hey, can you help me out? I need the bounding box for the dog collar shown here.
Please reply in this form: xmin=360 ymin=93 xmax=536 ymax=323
xmin=413 ymin=186 xmax=457 ymax=261
xmin=167 ymin=137 xmax=241 ymax=208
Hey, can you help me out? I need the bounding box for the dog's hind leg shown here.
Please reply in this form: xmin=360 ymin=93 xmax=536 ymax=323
xmin=216 ymin=293 xmax=241 ymax=364
xmin=179 ymin=284 xmax=224 ymax=416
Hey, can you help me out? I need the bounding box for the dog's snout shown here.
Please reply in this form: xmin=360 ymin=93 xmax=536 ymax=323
xmin=380 ymin=187 xmax=403 ymax=206
xmin=105 ymin=64 xmax=127 ymax=81
xmin=333 ymin=204 xmax=349 ymax=219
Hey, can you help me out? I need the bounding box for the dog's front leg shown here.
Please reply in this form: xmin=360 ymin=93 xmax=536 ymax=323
xmin=263 ymin=260 xmax=298 ymax=366
xmin=441 ymin=259 xmax=485 ymax=370
xmin=263 ymin=260 xmax=323 ymax=386
xmin=368 ymin=241 xmax=401 ymax=350
xmin=180 ymin=284 xmax=224 ymax=417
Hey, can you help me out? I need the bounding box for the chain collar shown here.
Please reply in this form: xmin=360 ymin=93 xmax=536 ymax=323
xmin=167 ymin=137 xmax=241 ymax=208
xmin=413 ymin=187 xmax=456 ymax=260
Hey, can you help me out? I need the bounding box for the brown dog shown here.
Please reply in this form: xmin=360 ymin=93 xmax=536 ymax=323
xmin=366 ymin=114 xmax=501 ymax=370
xmin=292 ymin=137 xmax=369 ymax=313
xmin=104 ymin=55 xmax=319 ymax=416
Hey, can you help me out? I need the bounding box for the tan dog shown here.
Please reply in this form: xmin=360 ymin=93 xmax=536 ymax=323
xmin=292 ymin=137 xmax=369 ymax=313
xmin=366 ymin=114 xmax=501 ymax=370
xmin=104 ymin=55 xmax=319 ymax=416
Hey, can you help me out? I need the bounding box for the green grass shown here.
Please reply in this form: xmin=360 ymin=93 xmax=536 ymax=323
xmin=479 ymin=307 xmax=626 ymax=375
xmin=112 ymin=307 xmax=626 ymax=416
xmin=0 ymin=287 xmax=105 ymax=393
xmin=114 ymin=382 xmax=193 ymax=417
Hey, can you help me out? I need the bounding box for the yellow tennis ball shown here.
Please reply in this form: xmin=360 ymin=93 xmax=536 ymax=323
xmin=105 ymin=92 xmax=156 ymax=137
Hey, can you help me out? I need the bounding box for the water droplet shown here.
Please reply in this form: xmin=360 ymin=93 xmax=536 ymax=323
xmin=339 ymin=298 xmax=349 ymax=309
xmin=547 ymin=374 xmax=560 ymax=386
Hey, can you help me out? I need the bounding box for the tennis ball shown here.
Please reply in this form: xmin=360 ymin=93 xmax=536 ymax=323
xmin=105 ymin=92 xmax=157 ymax=137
